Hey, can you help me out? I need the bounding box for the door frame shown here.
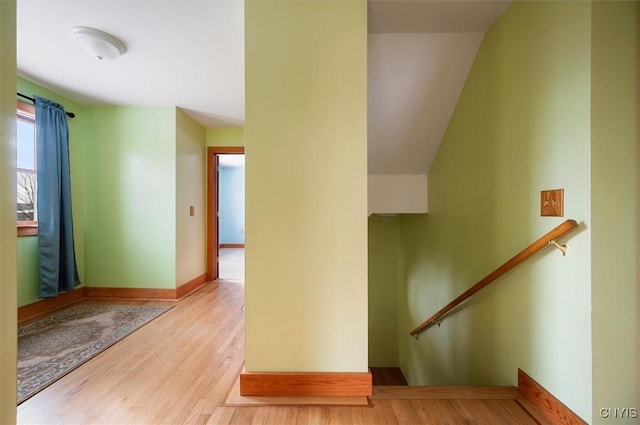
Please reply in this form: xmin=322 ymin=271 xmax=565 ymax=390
xmin=207 ymin=146 xmax=245 ymax=281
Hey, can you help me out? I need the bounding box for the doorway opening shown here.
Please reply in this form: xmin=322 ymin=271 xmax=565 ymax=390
xmin=207 ymin=147 xmax=245 ymax=281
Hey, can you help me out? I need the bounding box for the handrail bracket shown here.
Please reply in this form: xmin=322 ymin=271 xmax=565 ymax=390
xmin=548 ymin=239 xmax=567 ymax=256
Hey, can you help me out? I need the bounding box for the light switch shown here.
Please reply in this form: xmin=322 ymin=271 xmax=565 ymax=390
xmin=541 ymin=189 xmax=564 ymax=217
xmin=189 ymin=206 xmax=195 ymax=217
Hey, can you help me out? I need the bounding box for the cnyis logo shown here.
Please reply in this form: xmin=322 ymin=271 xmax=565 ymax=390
xmin=599 ymin=408 xmax=638 ymax=419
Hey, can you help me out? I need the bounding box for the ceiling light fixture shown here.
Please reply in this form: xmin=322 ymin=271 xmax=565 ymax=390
xmin=70 ymin=26 xmax=127 ymax=61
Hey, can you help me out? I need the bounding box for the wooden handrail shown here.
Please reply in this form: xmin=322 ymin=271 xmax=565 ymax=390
xmin=409 ymin=219 xmax=579 ymax=337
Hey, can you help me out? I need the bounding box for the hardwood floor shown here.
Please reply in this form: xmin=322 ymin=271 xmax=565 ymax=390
xmin=17 ymin=281 xmax=544 ymax=425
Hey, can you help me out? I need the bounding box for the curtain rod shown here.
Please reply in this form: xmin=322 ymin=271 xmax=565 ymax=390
xmin=17 ymin=92 xmax=75 ymax=118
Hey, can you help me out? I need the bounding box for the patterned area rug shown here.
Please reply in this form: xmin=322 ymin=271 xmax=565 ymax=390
xmin=17 ymin=304 xmax=172 ymax=404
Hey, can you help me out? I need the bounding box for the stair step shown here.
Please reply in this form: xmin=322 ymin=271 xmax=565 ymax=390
xmin=371 ymin=386 xmax=553 ymax=424
xmin=372 ymin=385 xmax=521 ymax=400
xmin=370 ymin=367 xmax=408 ymax=386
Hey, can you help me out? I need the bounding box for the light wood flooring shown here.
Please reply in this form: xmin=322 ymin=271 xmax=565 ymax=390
xmin=17 ymin=280 xmax=546 ymax=425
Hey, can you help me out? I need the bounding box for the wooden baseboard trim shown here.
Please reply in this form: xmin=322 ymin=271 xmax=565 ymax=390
xmin=220 ymin=243 xmax=245 ymax=248
xmin=18 ymin=277 xmax=208 ymax=323
xmin=19 ymin=274 xmax=209 ymax=320
xmin=85 ymin=286 xmax=176 ymax=300
xmin=18 ymin=287 xmax=86 ymax=324
xmin=518 ymin=368 xmax=587 ymax=424
xmin=177 ymin=273 xmax=208 ymax=299
xmin=239 ymin=370 xmax=372 ymax=397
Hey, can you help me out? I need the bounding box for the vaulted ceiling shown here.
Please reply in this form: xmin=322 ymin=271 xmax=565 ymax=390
xmin=367 ymin=0 xmax=510 ymax=174
xmin=17 ymin=0 xmax=509 ymax=175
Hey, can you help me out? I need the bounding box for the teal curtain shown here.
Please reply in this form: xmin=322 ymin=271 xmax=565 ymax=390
xmin=35 ymin=96 xmax=80 ymax=298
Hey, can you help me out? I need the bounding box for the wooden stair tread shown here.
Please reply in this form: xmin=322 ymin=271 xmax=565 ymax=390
xmin=372 ymin=385 xmax=521 ymax=399
xmin=370 ymin=367 xmax=408 ymax=386
xmin=371 ymin=385 xmax=553 ymax=424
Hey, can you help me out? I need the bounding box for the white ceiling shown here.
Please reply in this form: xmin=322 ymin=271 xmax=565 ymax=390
xmin=368 ymin=0 xmax=511 ymax=33
xmin=367 ymin=0 xmax=510 ymax=174
xmin=17 ymin=0 xmax=245 ymax=128
xmin=368 ymin=32 xmax=483 ymax=174
xmin=17 ymin=0 xmax=509 ymax=175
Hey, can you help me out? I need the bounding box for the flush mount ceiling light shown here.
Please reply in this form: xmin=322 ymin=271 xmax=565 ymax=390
xmin=70 ymin=26 xmax=127 ymax=61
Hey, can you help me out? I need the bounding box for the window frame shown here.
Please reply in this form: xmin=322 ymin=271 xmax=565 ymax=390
xmin=16 ymin=100 xmax=37 ymax=237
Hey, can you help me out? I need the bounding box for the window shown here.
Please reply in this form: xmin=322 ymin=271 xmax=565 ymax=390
xmin=17 ymin=100 xmax=37 ymax=236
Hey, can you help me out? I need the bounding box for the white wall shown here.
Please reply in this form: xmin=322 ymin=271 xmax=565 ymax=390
xmin=368 ymin=174 xmax=428 ymax=215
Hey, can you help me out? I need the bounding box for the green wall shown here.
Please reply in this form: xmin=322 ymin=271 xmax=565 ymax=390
xmin=17 ymin=237 xmax=39 ymax=306
xmin=244 ymin=0 xmax=368 ymax=373
xmin=16 ymin=78 xmax=87 ymax=306
xmin=368 ymin=215 xmax=400 ymax=367
xmin=399 ymin=2 xmax=593 ymax=420
xmin=206 ymin=127 xmax=244 ymax=147
xmin=175 ymin=109 xmax=207 ymax=286
xmin=15 ymin=89 xmax=208 ymax=299
xmin=590 ymin=2 xmax=638 ymax=421
xmin=0 ymin=0 xmax=17 ymax=419
xmin=83 ymin=106 xmax=176 ymax=289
